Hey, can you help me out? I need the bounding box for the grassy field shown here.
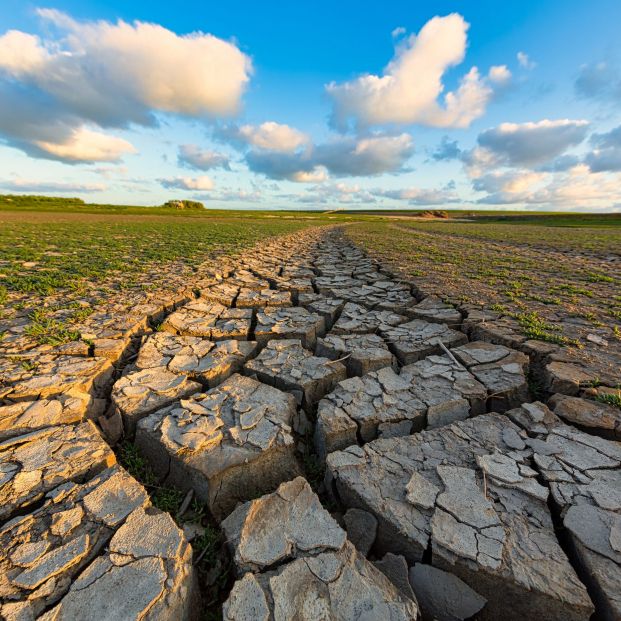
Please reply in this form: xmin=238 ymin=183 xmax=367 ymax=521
xmin=0 ymin=206 xmax=318 ymax=301
xmin=2 ymin=195 xmax=620 ymax=351
xmin=348 ymin=220 xmax=621 ymax=348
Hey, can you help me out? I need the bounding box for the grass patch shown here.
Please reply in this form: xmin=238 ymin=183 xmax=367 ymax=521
xmin=595 ymin=392 xmax=621 ymax=409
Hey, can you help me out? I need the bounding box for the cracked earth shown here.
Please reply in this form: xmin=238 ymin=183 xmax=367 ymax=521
xmin=1 ymin=227 xmax=620 ymax=620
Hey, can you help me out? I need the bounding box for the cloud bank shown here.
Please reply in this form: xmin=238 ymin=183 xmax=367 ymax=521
xmin=0 ymin=10 xmax=251 ymax=163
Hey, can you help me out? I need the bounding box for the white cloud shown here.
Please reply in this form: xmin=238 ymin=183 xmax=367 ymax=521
xmin=474 ymin=166 xmax=621 ymax=207
xmin=159 ymin=175 xmax=215 ymax=190
xmin=297 ymin=183 xmax=376 ymax=204
xmin=0 ymin=178 xmax=107 ymax=193
xmin=326 ymin=14 xmax=498 ymax=130
xmin=474 ymin=119 xmax=589 ymax=168
xmin=178 ymin=144 xmax=230 ymax=171
xmin=314 ymin=134 xmax=414 ymax=176
xmin=372 ymin=186 xmax=459 ymax=205
xmin=488 ymin=65 xmax=511 ymax=84
xmin=0 ymin=10 xmax=251 ymax=162
xmin=33 ymin=127 xmax=136 ymax=163
xmin=391 ymin=26 xmax=406 ymax=38
xmin=245 ymin=132 xmax=414 ymax=181
xmin=517 ymin=52 xmax=536 ymax=70
xmin=217 ymin=122 xmax=310 ymax=153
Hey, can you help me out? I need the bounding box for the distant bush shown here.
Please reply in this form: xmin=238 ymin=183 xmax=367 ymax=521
xmin=0 ymin=194 xmax=85 ymax=206
xmin=420 ymin=210 xmax=449 ymax=219
xmin=162 ymin=199 xmax=205 ymax=210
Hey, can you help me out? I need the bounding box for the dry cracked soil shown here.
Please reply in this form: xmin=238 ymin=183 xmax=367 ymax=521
xmin=1 ymin=226 xmax=620 ymax=620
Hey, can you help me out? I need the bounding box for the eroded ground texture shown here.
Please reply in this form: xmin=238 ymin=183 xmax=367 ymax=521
xmin=1 ymin=226 xmax=620 ymax=619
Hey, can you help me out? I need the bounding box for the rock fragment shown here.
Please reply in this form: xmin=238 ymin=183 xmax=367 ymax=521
xmin=222 ymin=477 xmax=418 ymax=619
xmin=343 ymin=507 xmax=378 ymax=556
xmin=409 ymin=563 xmax=487 ymax=621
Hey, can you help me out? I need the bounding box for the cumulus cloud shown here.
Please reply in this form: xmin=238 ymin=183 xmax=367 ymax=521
xmin=585 ymin=125 xmax=621 ymax=172
xmin=372 ymin=186 xmax=459 ymax=205
xmin=34 ymin=127 xmax=137 ymax=163
xmin=326 ymin=14 xmax=500 ymax=130
xmin=474 ymin=166 xmax=621 ymax=207
xmin=297 ymin=183 xmax=376 ymax=205
xmin=216 ymin=122 xmax=310 ymax=153
xmin=575 ymin=62 xmax=621 ymax=103
xmin=488 ymin=65 xmax=512 ymax=85
xmin=475 ymin=119 xmax=589 ymax=167
xmin=0 ymin=178 xmax=107 ymax=193
xmin=244 ymin=133 xmax=414 ymax=181
xmin=178 ymin=144 xmax=230 ymax=171
xmin=0 ymin=10 xmax=251 ymax=162
xmin=159 ymin=175 xmax=215 ymax=190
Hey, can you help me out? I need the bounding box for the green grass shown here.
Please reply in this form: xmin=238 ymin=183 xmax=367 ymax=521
xmin=595 ymin=392 xmax=621 ymax=408
xmin=0 ymin=211 xmax=318 ymax=301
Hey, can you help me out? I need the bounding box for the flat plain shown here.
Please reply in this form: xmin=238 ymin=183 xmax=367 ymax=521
xmin=1 ymin=199 xmax=620 ymax=620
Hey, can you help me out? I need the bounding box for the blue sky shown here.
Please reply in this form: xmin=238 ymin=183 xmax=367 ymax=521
xmin=1 ymin=1 xmax=621 ymax=210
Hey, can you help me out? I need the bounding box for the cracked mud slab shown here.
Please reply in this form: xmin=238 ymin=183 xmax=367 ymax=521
xmin=0 ymin=422 xmax=116 ymax=522
xmin=160 ymin=301 xmax=252 ymax=340
xmin=235 ymin=288 xmax=292 ymax=308
xmin=254 ymin=306 xmax=325 ymax=349
xmin=135 ymin=374 xmax=300 ymax=520
xmin=297 ymin=293 xmax=344 ymax=331
xmin=0 ymin=465 xmax=149 ymax=618
xmin=316 ymin=332 xmax=395 ymax=377
xmin=221 ymin=477 xmax=418 ymax=620
xmin=136 ymin=333 xmax=258 ymax=388
xmin=506 ymin=402 xmax=621 ymax=620
xmin=1 ymin=355 xmax=114 ymax=404
xmin=110 ymin=367 xmax=202 ymax=437
xmin=548 ymin=393 xmax=621 ymax=440
xmin=326 ymin=413 xmax=595 ymax=621
xmin=450 ymin=341 xmax=530 ymax=412
xmin=331 ymin=302 xmax=406 ymax=335
xmin=0 ymin=393 xmax=93 ymax=442
xmin=380 ymin=318 xmax=468 ymax=364
xmin=334 ymin=281 xmax=417 ymax=315
xmin=405 ymin=295 xmax=462 ymax=327
xmin=37 ymin=506 xmax=196 ymax=621
xmin=244 ymin=339 xmax=346 ymax=410
xmin=315 ymin=356 xmax=486 ymax=459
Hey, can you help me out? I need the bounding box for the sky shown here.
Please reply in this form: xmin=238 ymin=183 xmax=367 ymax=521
xmin=1 ymin=1 xmax=621 ymax=211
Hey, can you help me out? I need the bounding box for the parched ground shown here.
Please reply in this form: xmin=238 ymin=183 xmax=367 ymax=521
xmin=1 ymin=209 xmax=620 ymax=620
